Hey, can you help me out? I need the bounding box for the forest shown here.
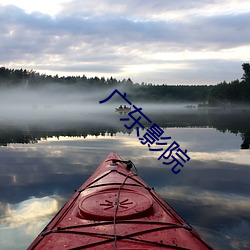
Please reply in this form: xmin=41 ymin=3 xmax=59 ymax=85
xmin=0 ymin=63 xmax=249 ymax=104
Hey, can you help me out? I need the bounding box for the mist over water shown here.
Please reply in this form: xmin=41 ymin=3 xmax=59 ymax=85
xmin=0 ymin=85 xmax=196 ymax=125
xmin=0 ymin=84 xmax=250 ymax=149
xmin=0 ymin=84 xmax=250 ymax=249
xmin=0 ymin=85 xmax=114 ymax=123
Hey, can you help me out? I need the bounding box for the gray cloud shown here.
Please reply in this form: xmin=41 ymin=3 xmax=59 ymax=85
xmin=185 ymin=13 xmax=250 ymax=49
xmin=59 ymin=0 xmax=216 ymax=18
xmin=0 ymin=1 xmax=249 ymax=84
xmin=1 ymin=4 xmax=249 ymax=48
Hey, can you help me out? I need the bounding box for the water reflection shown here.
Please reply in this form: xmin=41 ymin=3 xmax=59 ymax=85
xmin=0 ymin=107 xmax=250 ymax=149
xmin=0 ymin=196 xmax=62 ymax=250
xmin=0 ymin=109 xmax=250 ymax=249
xmin=0 ymin=196 xmax=59 ymax=228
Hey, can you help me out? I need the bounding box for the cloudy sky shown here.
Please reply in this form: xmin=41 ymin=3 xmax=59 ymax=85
xmin=0 ymin=0 xmax=250 ymax=85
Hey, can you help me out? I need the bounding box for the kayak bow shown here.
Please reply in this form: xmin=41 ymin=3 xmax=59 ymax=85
xmin=28 ymin=152 xmax=213 ymax=249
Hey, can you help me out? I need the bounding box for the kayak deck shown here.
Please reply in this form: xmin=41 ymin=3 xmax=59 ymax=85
xmin=28 ymin=152 xmax=213 ymax=249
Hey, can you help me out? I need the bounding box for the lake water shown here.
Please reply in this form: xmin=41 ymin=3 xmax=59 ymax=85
xmin=0 ymin=104 xmax=250 ymax=249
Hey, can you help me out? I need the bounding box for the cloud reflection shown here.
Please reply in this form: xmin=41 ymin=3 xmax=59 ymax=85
xmin=157 ymin=186 xmax=250 ymax=216
xmin=0 ymin=196 xmax=59 ymax=230
xmin=191 ymin=150 xmax=250 ymax=166
xmin=0 ymin=196 xmax=62 ymax=250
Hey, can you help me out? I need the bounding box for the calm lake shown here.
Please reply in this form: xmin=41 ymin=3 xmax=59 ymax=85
xmin=0 ymin=103 xmax=250 ymax=249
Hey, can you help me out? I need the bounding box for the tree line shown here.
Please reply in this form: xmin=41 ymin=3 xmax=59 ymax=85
xmin=0 ymin=63 xmax=249 ymax=104
xmin=208 ymin=63 xmax=250 ymax=105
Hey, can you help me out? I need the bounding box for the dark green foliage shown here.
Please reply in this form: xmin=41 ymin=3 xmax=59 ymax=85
xmin=0 ymin=63 xmax=249 ymax=104
xmin=209 ymin=63 xmax=250 ymax=104
xmin=242 ymin=63 xmax=250 ymax=82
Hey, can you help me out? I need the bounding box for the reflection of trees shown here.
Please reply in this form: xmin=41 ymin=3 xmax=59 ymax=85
xmin=0 ymin=110 xmax=250 ymax=149
xmin=241 ymin=134 xmax=250 ymax=149
xmin=0 ymin=131 xmax=38 ymax=146
xmin=148 ymin=109 xmax=250 ymax=150
xmin=0 ymin=120 xmax=132 ymax=147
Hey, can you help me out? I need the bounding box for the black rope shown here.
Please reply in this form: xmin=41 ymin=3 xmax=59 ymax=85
xmin=56 ymin=220 xmax=183 ymax=231
xmin=64 ymin=224 xmax=192 ymax=250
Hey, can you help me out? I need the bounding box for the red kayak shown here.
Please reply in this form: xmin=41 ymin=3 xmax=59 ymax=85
xmin=28 ymin=152 xmax=213 ymax=249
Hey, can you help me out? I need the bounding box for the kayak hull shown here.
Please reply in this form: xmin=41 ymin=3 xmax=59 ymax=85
xmin=28 ymin=152 xmax=213 ymax=249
